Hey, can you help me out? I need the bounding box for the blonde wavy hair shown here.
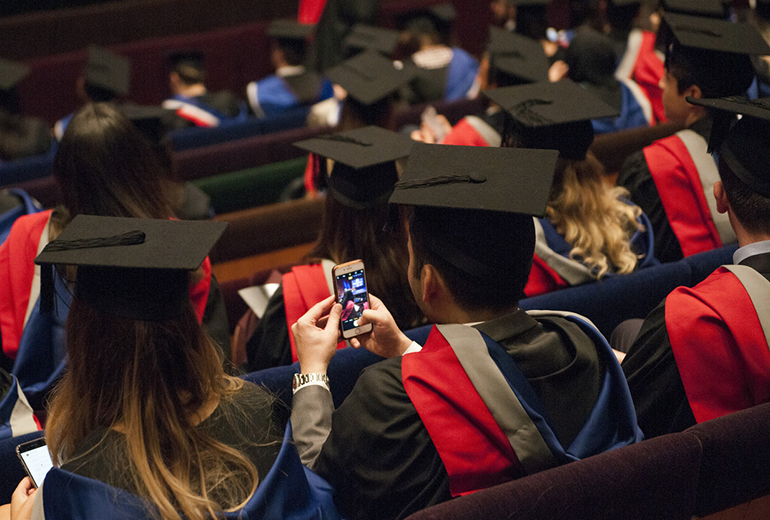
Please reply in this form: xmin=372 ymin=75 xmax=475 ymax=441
xmin=46 ymin=298 xmax=263 ymax=520
xmin=545 ymin=153 xmax=643 ymax=279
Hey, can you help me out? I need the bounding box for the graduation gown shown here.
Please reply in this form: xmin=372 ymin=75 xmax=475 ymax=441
xmin=0 ymin=189 xmax=42 ymax=245
xmin=34 ymin=420 xmax=340 ymax=520
xmin=0 ymin=211 xmax=230 ymax=401
xmin=247 ymin=69 xmax=334 ymax=119
xmin=293 ymin=310 xmax=641 ymax=520
xmin=622 ymin=250 xmax=770 ymax=438
xmin=590 ymin=79 xmax=653 ymax=135
xmin=615 ymin=29 xmax=666 ymax=124
xmin=161 ymin=91 xmax=246 ymax=128
xmin=246 ymin=260 xmax=346 ymax=372
xmin=0 ymin=110 xmax=52 ymax=163
xmin=524 ymin=208 xmax=657 ymax=298
xmin=618 ymin=118 xmax=736 ymax=264
xmin=441 ymin=110 xmax=506 ymax=147
xmin=407 ymin=47 xmax=480 ymax=104
xmin=0 ymin=369 xmax=39 ymax=441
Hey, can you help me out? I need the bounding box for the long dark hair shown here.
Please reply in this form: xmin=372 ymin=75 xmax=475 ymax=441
xmin=52 ymin=102 xmax=174 ymax=226
xmin=46 ymin=297 xmax=259 ymax=520
xmin=309 ymin=190 xmax=423 ymax=331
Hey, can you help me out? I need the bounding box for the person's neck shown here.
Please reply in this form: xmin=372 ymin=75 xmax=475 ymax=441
xmin=436 ymin=304 xmax=518 ymax=325
xmin=177 ymin=83 xmax=207 ymax=98
xmin=684 ymin=109 xmax=706 ymax=128
xmin=735 ymin=226 xmax=770 ymax=249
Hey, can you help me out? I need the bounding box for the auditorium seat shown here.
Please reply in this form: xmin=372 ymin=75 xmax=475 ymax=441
xmin=167 ymin=106 xmax=312 ymax=151
xmin=688 ymin=402 xmax=770 ymax=517
xmin=520 ymin=244 xmax=738 ymax=338
xmin=404 ymin=430 xmax=702 ymax=520
xmin=0 ymin=150 xmax=54 ymax=188
xmin=4 ymin=175 xmax=61 ymax=209
xmin=209 ymin=197 xmax=324 ymax=265
xmin=171 ymin=125 xmax=329 ymax=182
xmin=192 ymin=157 xmax=307 ymax=215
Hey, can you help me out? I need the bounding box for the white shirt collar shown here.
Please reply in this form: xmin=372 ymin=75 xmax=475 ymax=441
xmin=733 ymin=239 xmax=770 ymax=265
xmin=276 ymin=65 xmax=306 ymax=77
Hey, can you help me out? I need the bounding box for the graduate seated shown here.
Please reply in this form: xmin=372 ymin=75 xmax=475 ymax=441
xmin=0 ymin=103 xmax=229 ymax=403
xmin=505 ymin=0 xmax=566 ymax=65
xmin=0 ymin=59 xmax=51 ymax=164
xmin=395 ymin=4 xmax=480 ymax=104
xmin=162 ymin=51 xmax=246 ymax=128
xmin=411 ymin=27 xmax=549 ymax=146
xmin=0 ymin=216 xmax=340 ymax=520
xmin=617 ymin=14 xmax=769 ymax=263
xmin=564 ymin=27 xmax=653 ymax=133
xmin=622 ymin=96 xmax=770 ymax=438
xmin=485 ymin=80 xmax=657 ymax=297
xmin=244 ymin=127 xmax=423 ymax=371
xmin=289 ymin=143 xmax=642 ymax=520
xmin=247 ymin=20 xmax=334 ymax=119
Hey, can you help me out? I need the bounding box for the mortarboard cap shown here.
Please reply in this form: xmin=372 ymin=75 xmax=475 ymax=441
xmin=169 ymin=50 xmax=204 ymax=71
xmin=0 ymin=58 xmax=30 ymax=91
xmin=484 ymin=79 xmax=619 ymax=159
xmin=661 ymin=0 xmax=727 ymax=17
xmin=390 ymin=142 xmax=558 ymax=217
xmin=390 ymin=143 xmax=559 ymax=285
xmin=487 ymin=27 xmax=550 ymax=85
xmin=85 ymin=46 xmax=131 ymax=97
xmin=295 ymin=125 xmax=414 ymax=208
xmin=687 ymin=96 xmax=770 ymax=198
xmin=35 ymin=216 xmax=227 ymax=320
xmin=661 ymin=13 xmax=770 ymax=56
xmin=511 ymin=0 xmax=551 ymax=6
xmin=118 ymin=103 xmax=174 ymax=147
xmin=344 ymin=24 xmax=401 ymax=56
xmin=325 ymin=50 xmax=417 ymax=105
xmin=267 ymin=19 xmax=315 ymax=41
xmin=608 ymin=0 xmax=641 ymax=6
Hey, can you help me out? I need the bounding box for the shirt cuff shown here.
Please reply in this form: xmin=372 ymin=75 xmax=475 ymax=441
xmin=403 ymin=341 xmax=423 ymax=355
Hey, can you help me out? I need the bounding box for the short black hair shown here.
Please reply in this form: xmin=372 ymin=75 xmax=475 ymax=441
xmin=274 ymin=38 xmax=308 ymax=67
xmin=666 ymin=47 xmax=755 ymax=99
xmin=606 ymin=2 xmax=641 ymax=32
xmin=84 ymin=83 xmax=117 ymax=102
xmin=719 ymin=154 xmax=770 ymax=235
xmin=408 ymin=206 xmax=534 ymax=313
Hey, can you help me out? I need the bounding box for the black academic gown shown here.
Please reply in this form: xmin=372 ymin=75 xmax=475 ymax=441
xmin=312 ymin=310 xmax=603 ymax=520
xmin=617 ymin=117 xmax=712 ymax=263
xmin=621 ymin=251 xmax=770 ymax=438
xmin=246 ymin=285 xmax=294 ymax=372
xmin=0 ymin=110 xmax=51 ymax=162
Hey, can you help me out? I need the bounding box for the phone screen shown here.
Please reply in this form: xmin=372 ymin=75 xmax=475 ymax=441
xmin=19 ymin=441 xmax=53 ymax=487
xmin=335 ymin=268 xmax=370 ymax=333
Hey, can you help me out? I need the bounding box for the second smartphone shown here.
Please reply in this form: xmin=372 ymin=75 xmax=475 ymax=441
xmin=332 ymin=260 xmax=373 ymax=339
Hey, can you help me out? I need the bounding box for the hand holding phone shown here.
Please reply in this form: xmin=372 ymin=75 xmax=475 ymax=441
xmin=16 ymin=438 xmax=53 ymax=488
xmin=332 ymin=260 xmax=373 ymax=339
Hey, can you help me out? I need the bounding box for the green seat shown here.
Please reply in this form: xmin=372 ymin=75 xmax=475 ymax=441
xmin=193 ymin=157 xmax=307 ymax=214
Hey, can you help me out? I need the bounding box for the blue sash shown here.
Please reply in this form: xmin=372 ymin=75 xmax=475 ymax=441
xmin=0 ymin=189 xmax=42 ymax=245
xmin=444 ymin=48 xmax=479 ymax=101
xmin=591 ymin=82 xmax=649 ymax=135
xmin=478 ymin=313 xmax=643 ymax=462
xmin=40 ymin=425 xmax=341 ymax=520
xmin=0 ymin=373 xmax=38 ymax=441
xmin=12 ymin=271 xmax=70 ymax=407
xmin=169 ymin=94 xmax=250 ymax=125
xmin=538 ymin=202 xmax=658 ymax=278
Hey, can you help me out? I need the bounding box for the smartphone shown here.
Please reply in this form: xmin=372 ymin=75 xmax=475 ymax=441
xmin=16 ymin=437 xmax=54 ymax=488
xmin=332 ymin=260 xmax=373 ymax=339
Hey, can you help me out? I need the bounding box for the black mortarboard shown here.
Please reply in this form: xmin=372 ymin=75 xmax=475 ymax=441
xmin=85 ymin=46 xmax=130 ymax=96
xmin=608 ymin=0 xmax=641 ymax=6
xmin=325 ymin=50 xmax=416 ymax=105
xmin=0 ymin=59 xmax=30 ymax=91
xmin=484 ymin=79 xmax=619 ymax=159
xmin=35 ymin=216 xmax=227 ymax=320
xmin=661 ymin=0 xmax=726 ymax=17
xmin=119 ymin=103 xmax=174 ymax=147
xmin=487 ymin=27 xmax=549 ymax=85
xmin=344 ymin=24 xmax=401 ymax=56
xmin=267 ymin=19 xmax=314 ymax=41
xmin=661 ymin=13 xmax=770 ymax=56
xmin=294 ymin=125 xmax=414 ymax=209
xmin=390 ymin=143 xmax=558 ymax=217
xmin=687 ymin=96 xmax=770 ymax=197
xmin=390 ymin=143 xmax=559 ymax=285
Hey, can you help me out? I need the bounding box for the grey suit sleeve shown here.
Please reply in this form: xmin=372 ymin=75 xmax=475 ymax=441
xmin=290 ymin=384 xmax=335 ymax=469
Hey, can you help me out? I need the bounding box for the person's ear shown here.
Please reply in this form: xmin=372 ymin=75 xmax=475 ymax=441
xmin=684 ymin=83 xmax=702 ymax=100
xmin=714 ymin=180 xmax=729 ymax=214
xmin=421 ymin=264 xmax=442 ymax=303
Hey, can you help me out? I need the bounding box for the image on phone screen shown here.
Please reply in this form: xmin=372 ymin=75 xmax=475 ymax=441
xmin=335 ymin=269 xmax=370 ymax=333
xmin=19 ymin=443 xmax=54 ymax=487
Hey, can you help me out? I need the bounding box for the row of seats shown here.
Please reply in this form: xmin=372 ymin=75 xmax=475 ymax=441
xmin=5 ymin=350 xmax=768 ymax=518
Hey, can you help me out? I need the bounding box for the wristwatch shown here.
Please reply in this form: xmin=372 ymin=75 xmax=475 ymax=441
xmin=292 ymin=373 xmax=330 ymax=393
